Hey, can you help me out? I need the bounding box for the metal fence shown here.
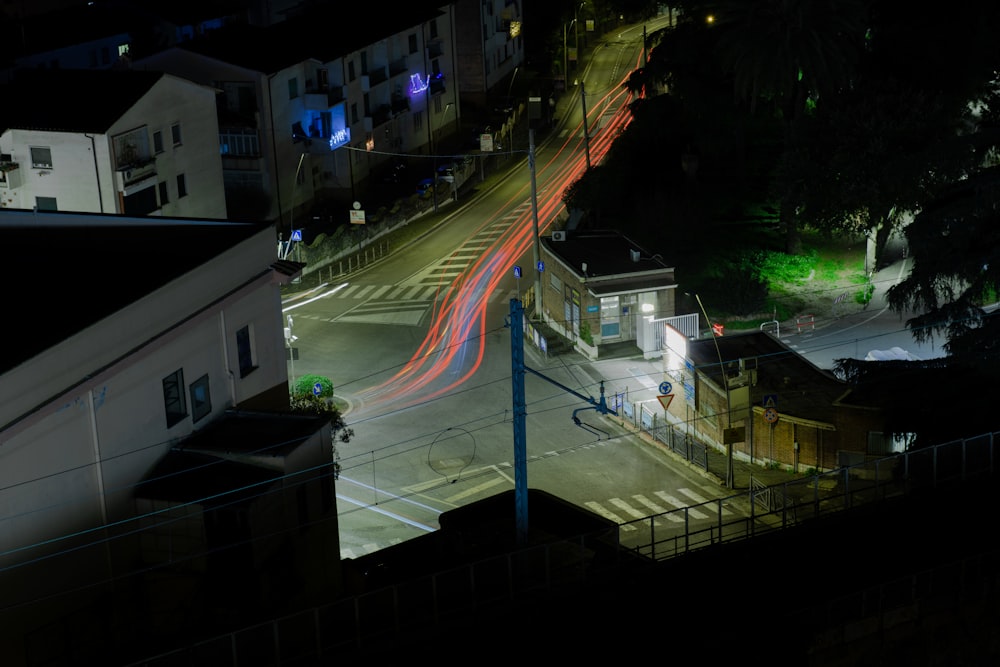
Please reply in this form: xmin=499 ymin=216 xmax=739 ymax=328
xmin=122 ymin=431 xmax=998 ymax=665
xmin=620 ymin=431 xmax=999 ymax=561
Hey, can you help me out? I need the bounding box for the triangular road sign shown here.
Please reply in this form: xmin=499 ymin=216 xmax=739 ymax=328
xmin=657 ymin=394 xmax=674 ymax=410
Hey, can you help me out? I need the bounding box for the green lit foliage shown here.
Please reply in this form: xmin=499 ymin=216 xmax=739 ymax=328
xmin=293 ymin=374 xmax=334 ymax=399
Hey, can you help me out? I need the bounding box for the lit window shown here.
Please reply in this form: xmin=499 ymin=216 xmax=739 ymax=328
xmin=189 ymin=374 xmax=212 ymax=423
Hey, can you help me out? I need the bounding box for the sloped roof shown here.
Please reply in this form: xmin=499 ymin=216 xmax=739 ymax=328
xmin=688 ymin=330 xmax=853 ymax=425
xmin=135 ymin=409 xmax=330 ymax=504
xmin=542 ymin=230 xmax=675 ymax=294
xmin=0 ymin=68 xmax=167 ymax=133
xmin=0 ymin=210 xmax=268 ymax=374
xmin=174 ymin=2 xmax=446 ymax=74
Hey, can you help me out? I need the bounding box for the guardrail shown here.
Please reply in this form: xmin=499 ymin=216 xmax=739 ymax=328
xmin=621 ymin=431 xmax=999 ymax=561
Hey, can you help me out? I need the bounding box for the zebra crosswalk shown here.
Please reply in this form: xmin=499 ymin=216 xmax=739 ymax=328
xmin=293 ymin=282 xmax=518 ymax=326
xmin=584 ymin=488 xmax=733 ymax=531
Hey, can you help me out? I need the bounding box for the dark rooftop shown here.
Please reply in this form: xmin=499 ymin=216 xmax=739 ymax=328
xmin=174 ymin=1 xmax=446 ymax=74
xmin=0 ymin=68 xmax=167 ymax=133
xmin=0 ymin=210 xmax=268 ymax=375
xmin=135 ymin=409 xmax=330 ymax=503
xmin=542 ymin=229 xmax=674 ymax=285
xmin=689 ymin=330 xmax=850 ymax=424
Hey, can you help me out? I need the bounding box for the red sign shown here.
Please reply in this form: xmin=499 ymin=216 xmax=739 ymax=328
xmin=712 ymin=323 xmax=724 ymax=336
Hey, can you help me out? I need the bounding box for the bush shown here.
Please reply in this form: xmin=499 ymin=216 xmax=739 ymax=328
xmin=293 ymin=374 xmax=334 ymax=399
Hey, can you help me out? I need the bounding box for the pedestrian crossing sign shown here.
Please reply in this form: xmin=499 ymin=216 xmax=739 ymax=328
xmin=763 ymin=394 xmax=777 ymax=408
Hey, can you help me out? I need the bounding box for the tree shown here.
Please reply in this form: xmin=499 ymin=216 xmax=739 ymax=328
xmin=707 ymin=0 xmax=869 ymax=254
xmin=886 ymin=164 xmax=1000 ymax=366
xmin=799 ymin=79 xmax=969 ymax=269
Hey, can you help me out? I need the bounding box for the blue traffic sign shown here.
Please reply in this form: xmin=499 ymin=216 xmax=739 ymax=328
xmin=659 ymin=381 xmax=673 ymax=395
xmin=537 ymin=260 xmax=545 ymax=273
xmin=313 ymin=382 xmax=323 ymax=396
xmin=513 ymin=265 xmax=522 ymax=278
xmin=291 ymin=229 xmax=303 ymax=241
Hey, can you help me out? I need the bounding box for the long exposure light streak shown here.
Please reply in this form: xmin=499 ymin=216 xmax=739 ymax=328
xmin=356 ymin=61 xmax=643 ymax=418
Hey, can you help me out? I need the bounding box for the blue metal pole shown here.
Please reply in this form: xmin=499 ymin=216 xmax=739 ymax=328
xmin=510 ymin=298 xmax=529 ymax=544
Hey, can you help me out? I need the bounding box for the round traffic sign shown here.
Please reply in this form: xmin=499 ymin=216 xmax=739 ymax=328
xmin=659 ymin=381 xmax=673 ymax=395
xmin=764 ymin=407 xmax=778 ymax=424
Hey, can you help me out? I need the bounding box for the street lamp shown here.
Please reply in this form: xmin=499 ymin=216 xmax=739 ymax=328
xmin=562 ymin=19 xmax=577 ymax=87
xmin=283 ymin=152 xmax=307 ymax=260
xmin=429 ymin=101 xmax=454 ymax=211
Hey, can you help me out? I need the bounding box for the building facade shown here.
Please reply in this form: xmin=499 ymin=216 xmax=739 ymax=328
xmin=539 ymin=229 xmax=677 ymax=358
xmin=0 ymin=69 xmax=227 ymax=218
xmin=134 ymin=4 xmax=460 ymax=229
xmin=0 ymin=211 xmax=330 ymax=663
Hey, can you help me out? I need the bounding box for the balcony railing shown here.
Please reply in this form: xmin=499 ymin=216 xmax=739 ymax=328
xmin=115 ymin=158 xmax=157 ymax=191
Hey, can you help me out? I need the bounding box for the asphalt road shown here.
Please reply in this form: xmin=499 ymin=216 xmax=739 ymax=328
xmin=282 ymin=13 xmax=739 ymax=560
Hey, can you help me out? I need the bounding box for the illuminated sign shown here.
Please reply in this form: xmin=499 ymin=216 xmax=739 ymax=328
xmin=409 ymin=73 xmax=429 ymax=95
xmin=509 ymin=20 xmax=521 ymax=38
xmin=328 ymin=127 xmax=350 ymax=150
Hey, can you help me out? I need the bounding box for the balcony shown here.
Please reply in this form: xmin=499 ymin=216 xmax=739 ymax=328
xmin=304 ymin=85 xmax=345 ymax=111
xmin=0 ymin=162 xmax=21 ymax=189
xmin=427 ymin=39 xmax=444 ymax=59
xmin=115 ymin=159 xmax=157 ymax=192
xmin=388 ymin=57 xmax=408 ymax=77
xmin=367 ymin=65 xmax=388 ymax=87
xmin=429 ymin=74 xmax=446 ymax=96
xmin=391 ymin=94 xmax=410 ymax=115
xmin=368 ymin=104 xmax=392 ymax=128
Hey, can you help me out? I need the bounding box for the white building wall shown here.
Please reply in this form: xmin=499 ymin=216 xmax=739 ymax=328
xmin=0 ymin=226 xmax=287 ymax=586
xmin=0 ymin=129 xmax=109 ymax=212
xmin=112 ymin=74 xmax=228 ymax=219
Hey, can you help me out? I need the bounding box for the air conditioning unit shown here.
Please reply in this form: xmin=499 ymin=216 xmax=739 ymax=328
xmin=552 ymin=230 xmax=566 ymax=241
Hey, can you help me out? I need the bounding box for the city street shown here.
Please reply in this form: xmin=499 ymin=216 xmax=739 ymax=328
xmin=280 ymin=12 xmax=732 ymax=559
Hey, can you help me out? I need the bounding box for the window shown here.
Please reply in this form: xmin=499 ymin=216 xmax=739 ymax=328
xmin=158 ymin=181 xmax=169 ymax=205
xmin=430 ymin=19 xmax=438 ymax=39
xmin=176 ymin=173 xmax=187 ymax=198
xmin=189 ymin=374 xmax=212 ymax=423
xmin=347 ymin=60 xmax=355 ymax=81
xmin=35 ymin=196 xmax=57 ymax=211
xmin=360 ymin=52 xmax=368 ymax=76
xmin=236 ymin=325 xmax=257 ymax=378
xmin=351 ymin=103 xmax=358 ymax=124
xmin=153 ymin=130 xmax=163 ymax=154
xmin=408 ymin=34 xmax=417 ymax=54
xmin=600 ymin=296 xmax=621 ymax=338
xmin=288 ymin=77 xmax=298 ymax=99
xmin=171 ymin=123 xmax=182 ymax=146
xmin=163 ymin=369 xmax=187 ymax=427
xmin=30 ymin=146 xmax=52 ymax=168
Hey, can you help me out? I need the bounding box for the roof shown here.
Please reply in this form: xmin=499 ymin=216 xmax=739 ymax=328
xmin=174 ymin=2 xmax=446 ymax=74
xmin=688 ymin=330 xmax=853 ymax=425
xmin=542 ymin=229 xmax=675 ymax=294
xmin=0 ymin=210 xmax=269 ymax=374
xmin=0 ymin=68 xmax=167 ymax=133
xmin=135 ymin=409 xmax=330 ymax=503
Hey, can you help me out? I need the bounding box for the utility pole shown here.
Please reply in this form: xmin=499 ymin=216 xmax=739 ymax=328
xmin=529 ymin=129 xmax=542 ymax=320
xmin=581 ymin=82 xmax=591 ymax=169
xmin=507 ymin=297 xmax=619 ymax=546
xmin=510 ymin=298 xmax=529 ymax=545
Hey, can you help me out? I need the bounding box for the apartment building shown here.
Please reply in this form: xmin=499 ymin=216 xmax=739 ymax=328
xmin=134 ymin=3 xmax=460 ymax=229
xmin=0 ymin=210 xmax=338 ymax=664
xmin=0 ymin=68 xmax=227 ymax=218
